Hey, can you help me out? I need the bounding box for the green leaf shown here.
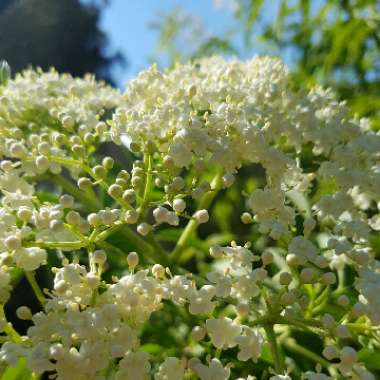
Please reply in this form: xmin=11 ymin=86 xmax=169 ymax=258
xmin=140 ymin=343 xmax=163 ymax=355
xmin=1 ymin=359 xmax=34 ymax=380
xmin=358 ymin=347 xmax=380 ymax=371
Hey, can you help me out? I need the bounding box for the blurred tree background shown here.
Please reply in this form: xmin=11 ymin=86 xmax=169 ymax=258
xmin=0 ymin=0 xmax=125 ymax=338
xmin=149 ymin=0 xmax=380 ymax=302
xmin=0 ymin=0 xmax=124 ymax=84
xmin=152 ymin=0 xmax=380 ymax=129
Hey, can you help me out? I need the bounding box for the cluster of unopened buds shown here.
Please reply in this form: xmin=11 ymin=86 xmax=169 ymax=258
xmin=0 ymin=56 xmax=379 ymax=379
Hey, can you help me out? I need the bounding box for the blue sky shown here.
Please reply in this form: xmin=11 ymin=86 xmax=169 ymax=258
xmin=98 ymin=0 xmax=239 ymax=87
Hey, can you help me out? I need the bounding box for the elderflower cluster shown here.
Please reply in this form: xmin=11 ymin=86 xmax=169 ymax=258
xmin=0 ymin=57 xmax=379 ymax=379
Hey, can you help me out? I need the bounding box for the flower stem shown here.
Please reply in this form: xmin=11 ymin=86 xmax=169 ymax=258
xmin=170 ymin=173 xmax=222 ymax=264
xmin=24 ymin=241 xmax=87 ymax=250
xmin=25 ymin=271 xmax=46 ymax=307
xmin=282 ymin=337 xmax=337 ymax=376
xmin=119 ymin=226 xmax=169 ymax=266
xmin=48 ymin=173 xmax=102 ymax=211
xmin=263 ymin=323 xmax=285 ymax=374
xmin=0 ymin=305 xmax=22 ymax=343
xmin=137 ymin=153 xmax=153 ymax=221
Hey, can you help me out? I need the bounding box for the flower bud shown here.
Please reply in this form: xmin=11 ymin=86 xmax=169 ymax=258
xmin=137 ymin=223 xmax=152 ymax=236
xmin=93 ymin=250 xmax=107 ymax=265
xmin=323 ymin=345 xmax=339 ymax=360
xmin=62 ymin=115 xmax=74 ymax=129
xmin=193 ymin=209 xmax=209 ymax=224
xmin=102 ymin=157 xmax=114 ymax=170
xmin=35 ymin=155 xmax=50 ymax=173
xmin=153 ymin=207 xmax=168 ymax=224
xmin=93 ymin=165 xmax=107 ymax=179
xmin=222 ymin=173 xmax=235 ymax=188
xmin=163 ymin=155 xmax=174 ymax=169
xmin=115 ymin=178 xmax=127 ymax=188
xmin=281 ymin=291 xmax=296 ymax=305
xmin=99 ymin=210 xmax=116 ymax=225
xmin=335 ymin=325 xmax=351 ymax=338
xmin=337 ymin=294 xmax=350 ymax=307
xmin=152 ymin=264 xmax=165 ymax=279
xmin=16 ymin=306 xmax=32 ymax=320
xmin=87 ymin=213 xmax=101 ymax=227
xmin=84 ymin=133 xmax=95 ymax=144
xmin=236 ymin=303 xmax=250 ymax=317
xmin=55 ymin=280 xmax=69 ymax=295
xmin=0 ymin=160 xmax=13 ymax=172
xmin=125 ymin=209 xmax=138 ymax=224
xmin=191 ymin=326 xmax=206 ymax=342
xmin=0 ymin=60 xmax=11 ymax=85
xmin=314 ymin=256 xmax=329 ymax=268
xmin=241 ymin=212 xmax=253 ymax=224
xmin=131 ymin=176 xmax=143 ymax=189
xmin=173 ymin=198 xmax=186 ymax=213
xmin=127 ymin=252 xmax=139 ymax=270
xmin=37 ymin=142 xmax=50 ymax=156
xmin=123 ymin=189 xmax=136 ymax=203
xmin=261 ymin=251 xmax=273 ymax=266
xmin=77 ymin=177 xmax=92 ymax=190
xmin=300 ymin=268 xmax=315 ymax=283
xmin=95 ymin=122 xmax=107 ymax=135
xmin=65 ymin=211 xmax=81 ymax=225
xmin=59 ymin=194 xmax=74 ymax=208
xmin=321 ymin=313 xmax=335 ymax=329
xmin=340 ymin=346 xmax=357 ymax=364
xmin=17 ymin=206 xmax=32 ymax=222
xmin=73 ymin=144 xmax=85 ymax=156
xmin=351 ymin=303 xmax=366 ymax=318
xmin=172 ymin=176 xmax=185 ymax=191
xmin=118 ymin=170 xmax=130 ymax=181
xmin=209 ymin=245 xmax=223 ymax=258
xmin=5 ymin=235 xmax=21 ymax=250
xmin=86 ymin=273 xmax=100 ymax=289
xmin=286 ymin=254 xmax=299 ymax=267
xmin=50 ymin=220 xmax=64 ymax=232
xmin=108 ymin=184 xmax=123 ymax=198
xmin=320 ymin=272 xmax=336 ymax=285
xmin=279 ymin=272 xmax=292 ymax=286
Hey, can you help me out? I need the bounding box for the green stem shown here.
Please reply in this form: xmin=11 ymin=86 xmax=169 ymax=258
xmin=137 ymin=154 xmax=153 ymax=221
xmin=48 ymin=173 xmax=102 ymax=211
xmin=119 ymin=226 xmax=168 ymax=266
xmin=145 ymin=232 xmax=169 ymax=265
xmin=170 ymin=173 xmax=222 ymax=264
xmin=282 ymin=338 xmax=336 ymax=376
xmin=277 ymin=316 xmax=325 ymax=331
xmin=0 ymin=305 xmax=22 ymax=343
xmin=24 ymin=241 xmax=86 ymax=250
xmin=95 ymin=223 xmax=124 ymax=243
xmin=96 ymin=240 xmax=127 ymax=258
xmin=263 ymin=323 xmax=285 ymax=374
xmin=25 ymin=271 xmax=46 ymax=307
xmin=249 ymin=315 xmax=270 ymax=327
xmin=48 ymin=155 xmax=132 ymax=210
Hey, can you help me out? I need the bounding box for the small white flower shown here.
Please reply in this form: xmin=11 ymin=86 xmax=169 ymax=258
xmin=235 ymin=327 xmax=263 ymax=362
xmin=206 ymin=317 xmax=241 ymax=349
xmin=189 ymin=358 xmax=230 ymax=380
xmin=116 ymin=351 xmax=151 ymax=380
xmin=188 ymin=285 xmax=216 ymax=315
xmin=155 ymin=357 xmax=184 ymax=380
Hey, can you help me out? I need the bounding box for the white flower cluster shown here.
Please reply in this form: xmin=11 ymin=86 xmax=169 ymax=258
xmin=0 ymin=58 xmax=379 ymax=379
xmin=0 ymin=248 xmax=264 ymax=380
xmin=111 ymin=57 xmax=380 ymax=241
